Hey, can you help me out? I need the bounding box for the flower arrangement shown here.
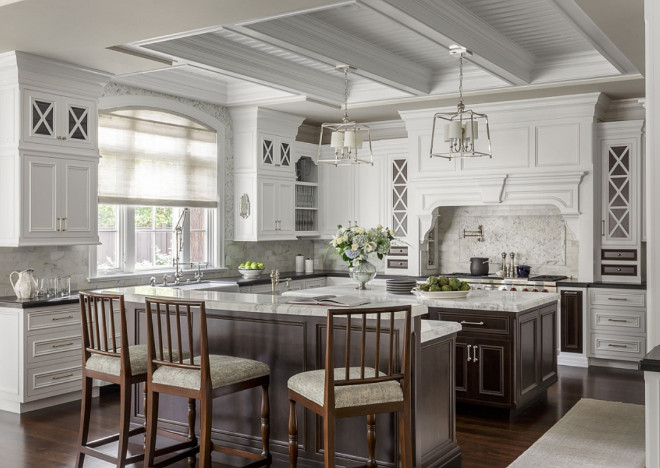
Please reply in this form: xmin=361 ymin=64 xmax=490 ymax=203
xmin=330 ymin=224 xmax=396 ymax=267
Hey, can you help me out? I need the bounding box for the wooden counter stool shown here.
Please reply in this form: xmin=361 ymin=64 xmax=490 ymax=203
xmin=288 ymin=305 xmax=413 ymax=468
xmin=143 ymin=297 xmax=271 ymax=468
xmin=76 ymin=292 xmax=148 ymax=467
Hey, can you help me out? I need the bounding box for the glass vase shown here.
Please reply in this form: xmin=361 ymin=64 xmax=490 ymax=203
xmin=349 ymin=260 xmax=377 ymax=290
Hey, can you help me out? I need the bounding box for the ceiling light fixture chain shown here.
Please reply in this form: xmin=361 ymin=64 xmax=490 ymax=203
xmin=317 ymin=65 xmax=374 ymax=167
xmin=429 ymin=44 xmax=492 ymax=160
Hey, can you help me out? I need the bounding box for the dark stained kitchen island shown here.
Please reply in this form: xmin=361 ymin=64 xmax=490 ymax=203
xmin=100 ymin=285 xmax=462 ymax=468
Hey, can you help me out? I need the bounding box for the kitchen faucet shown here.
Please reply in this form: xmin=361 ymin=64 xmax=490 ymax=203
xmin=270 ymin=269 xmax=292 ymax=295
xmin=173 ymin=208 xmax=189 ymax=285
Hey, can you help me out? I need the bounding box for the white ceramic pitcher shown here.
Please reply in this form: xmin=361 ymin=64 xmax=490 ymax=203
xmin=9 ymin=269 xmax=36 ymax=299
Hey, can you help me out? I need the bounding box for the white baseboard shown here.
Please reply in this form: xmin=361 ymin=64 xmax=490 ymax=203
xmin=588 ymin=357 xmax=639 ymax=370
xmin=558 ymin=352 xmax=589 ymax=368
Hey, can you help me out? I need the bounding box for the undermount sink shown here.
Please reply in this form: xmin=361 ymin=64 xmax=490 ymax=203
xmin=154 ymin=280 xmax=239 ymax=292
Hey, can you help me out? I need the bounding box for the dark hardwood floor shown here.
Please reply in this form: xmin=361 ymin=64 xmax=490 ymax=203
xmin=0 ymin=365 xmax=644 ymax=467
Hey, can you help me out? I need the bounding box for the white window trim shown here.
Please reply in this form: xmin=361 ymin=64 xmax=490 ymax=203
xmin=89 ymin=94 xmax=227 ymax=281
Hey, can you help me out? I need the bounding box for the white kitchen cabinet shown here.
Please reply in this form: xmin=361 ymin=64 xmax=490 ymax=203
xmin=234 ymin=173 xmax=296 ymax=241
xmin=259 ymin=177 xmax=295 ymax=238
xmin=20 ymin=153 xmax=98 ymax=245
xmin=0 ymin=303 xmax=87 ymax=413
xmin=587 ymin=288 xmax=646 ymax=363
xmin=597 ymin=121 xmax=644 ymax=284
xmin=23 ymin=88 xmax=96 ymax=151
xmin=318 ymin=153 xmax=385 ymax=237
xmin=0 ymin=53 xmax=106 ymax=247
xmin=259 ymin=133 xmax=294 ymax=175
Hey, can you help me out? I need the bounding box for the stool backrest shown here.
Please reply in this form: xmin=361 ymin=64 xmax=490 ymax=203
xmin=324 ymin=305 xmax=412 ymax=407
xmin=79 ymin=291 xmax=131 ymax=373
xmin=144 ymin=297 xmax=209 ymax=388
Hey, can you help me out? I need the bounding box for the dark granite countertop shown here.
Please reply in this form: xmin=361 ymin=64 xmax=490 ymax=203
xmin=0 ymin=294 xmax=79 ymax=309
xmin=640 ymin=345 xmax=660 ymax=372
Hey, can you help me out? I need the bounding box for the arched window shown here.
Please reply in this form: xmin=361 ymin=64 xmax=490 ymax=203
xmin=93 ymin=106 xmax=220 ymax=276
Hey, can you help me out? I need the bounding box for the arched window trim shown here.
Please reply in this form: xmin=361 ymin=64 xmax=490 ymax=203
xmin=89 ymin=94 xmax=227 ymax=280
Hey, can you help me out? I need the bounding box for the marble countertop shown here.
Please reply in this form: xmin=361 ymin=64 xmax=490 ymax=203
xmin=283 ymin=285 xmax=558 ymax=313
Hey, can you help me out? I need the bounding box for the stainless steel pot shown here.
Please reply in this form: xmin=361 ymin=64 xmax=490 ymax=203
xmin=469 ymin=257 xmax=489 ymax=276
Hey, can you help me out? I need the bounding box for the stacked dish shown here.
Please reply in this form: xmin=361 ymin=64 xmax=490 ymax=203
xmin=386 ymin=278 xmax=417 ymax=295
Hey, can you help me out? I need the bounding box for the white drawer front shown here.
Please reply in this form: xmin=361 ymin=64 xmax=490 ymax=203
xmin=590 ymin=333 xmax=646 ymax=361
xmin=589 ymin=289 xmax=645 ymax=308
xmin=27 ymin=306 xmax=80 ymax=332
xmin=590 ymin=308 xmax=645 ymax=334
xmin=27 ymin=361 xmax=82 ymax=397
xmin=27 ymin=331 xmax=81 ymax=365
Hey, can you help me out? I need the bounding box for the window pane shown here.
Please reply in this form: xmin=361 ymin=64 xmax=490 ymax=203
xmin=135 ymin=206 xmax=173 ymax=270
xmin=189 ymin=208 xmax=207 ymax=264
xmin=97 ymin=204 xmax=119 ymax=271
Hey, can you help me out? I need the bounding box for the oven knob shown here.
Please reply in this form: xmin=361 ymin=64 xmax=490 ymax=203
xmin=522 ymin=288 xmax=529 ymax=292
xmin=510 ymin=287 xmax=517 ymax=291
xmin=532 ymin=288 xmax=539 ymax=292
xmin=541 ymin=289 xmax=548 ymax=293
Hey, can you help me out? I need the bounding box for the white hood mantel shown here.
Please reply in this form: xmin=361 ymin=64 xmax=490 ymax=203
xmin=399 ymin=93 xmax=607 ymax=280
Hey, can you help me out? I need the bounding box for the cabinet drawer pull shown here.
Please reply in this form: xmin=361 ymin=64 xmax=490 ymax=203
xmin=607 ymin=297 xmax=627 ymax=301
xmin=52 ymin=342 xmax=74 ymax=348
xmin=466 ymin=344 xmax=472 ymax=362
xmin=52 ymin=373 xmax=74 ymax=380
xmin=607 ymin=318 xmax=629 ymax=323
xmin=460 ymin=320 xmax=485 ymax=326
xmin=52 ymin=315 xmax=74 ymax=321
xmin=607 ymin=343 xmax=628 ymax=348
xmin=473 ymin=345 xmax=478 ymax=362
xmin=601 ymin=219 xmax=605 ymax=237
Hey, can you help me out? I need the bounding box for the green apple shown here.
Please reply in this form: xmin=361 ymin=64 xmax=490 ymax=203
xmin=257 ymin=262 xmax=264 ymax=269
xmin=250 ymin=262 xmax=258 ymax=269
xmin=239 ymin=263 xmax=245 ymax=269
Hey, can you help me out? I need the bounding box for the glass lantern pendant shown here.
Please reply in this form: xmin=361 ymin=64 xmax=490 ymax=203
xmin=317 ymin=65 xmax=374 ymax=166
xmin=430 ymin=45 xmax=492 ymax=160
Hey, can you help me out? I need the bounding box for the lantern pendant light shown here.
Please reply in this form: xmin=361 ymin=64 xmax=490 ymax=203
xmin=317 ymin=65 xmax=374 ymax=166
xmin=430 ymin=45 xmax=492 ymax=160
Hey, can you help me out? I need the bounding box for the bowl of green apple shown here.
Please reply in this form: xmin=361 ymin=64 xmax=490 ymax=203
xmin=238 ymin=261 xmax=265 ymax=278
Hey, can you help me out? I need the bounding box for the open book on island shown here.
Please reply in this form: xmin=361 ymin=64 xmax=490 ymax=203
xmin=286 ymin=295 xmax=371 ymax=307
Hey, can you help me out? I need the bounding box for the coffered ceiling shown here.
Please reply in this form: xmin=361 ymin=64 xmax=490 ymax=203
xmin=0 ymin=0 xmax=644 ymax=123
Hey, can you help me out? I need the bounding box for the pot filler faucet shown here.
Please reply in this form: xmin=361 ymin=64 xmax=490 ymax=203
xmin=173 ymin=208 xmax=189 ymax=285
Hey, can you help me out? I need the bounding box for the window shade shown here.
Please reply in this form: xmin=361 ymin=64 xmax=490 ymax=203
xmin=98 ymin=109 xmax=218 ymax=208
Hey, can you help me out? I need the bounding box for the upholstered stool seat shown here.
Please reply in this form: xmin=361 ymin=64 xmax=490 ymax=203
xmin=85 ymin=344 xmax=148 ymax=377
xmin=152 ymin=354 xmax=270 ymax=391
xmin=288 ymin=367 xmax=403 ymax=409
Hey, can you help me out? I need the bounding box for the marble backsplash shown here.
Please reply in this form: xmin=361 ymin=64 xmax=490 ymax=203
xmin=421 ymin=204 xmax=578 ymax=278
xmin=0 ymin=240 xmax=316 ymax=298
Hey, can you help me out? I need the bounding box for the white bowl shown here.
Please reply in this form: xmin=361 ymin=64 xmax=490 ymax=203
xmin=238 ymin=268 xmax=265 ymax=279
xmin=412 ymin=288 xmax=469 ymax=299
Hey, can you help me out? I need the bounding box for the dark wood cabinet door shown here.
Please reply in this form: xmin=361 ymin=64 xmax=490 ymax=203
xmin=560 ymin=290 xmax=583 ymax=353
xmin=455 ymin=340 xmax=469 ymax=397
xmin=473 ymin=337 xmax=511 ymax=405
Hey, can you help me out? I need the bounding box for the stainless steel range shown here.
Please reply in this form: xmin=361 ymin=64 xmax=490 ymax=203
xmin=451 ymin=274 xmax=567 ymax=293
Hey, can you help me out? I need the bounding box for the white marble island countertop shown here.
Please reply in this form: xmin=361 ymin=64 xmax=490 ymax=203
xmin=283 ymin=284 xmax=559 ymax=313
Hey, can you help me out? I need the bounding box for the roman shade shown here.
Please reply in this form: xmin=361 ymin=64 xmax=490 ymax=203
xmin=98 ymin=108 xmax=218 ymax=208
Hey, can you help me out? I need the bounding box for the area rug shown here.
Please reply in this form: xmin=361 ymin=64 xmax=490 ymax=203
xmin=507 ymin=398 xmax=645 ymax=468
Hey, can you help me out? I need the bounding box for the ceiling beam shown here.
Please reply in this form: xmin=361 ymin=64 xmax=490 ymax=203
xmin=360 ymin=0 xmax=535 ymax=86
xmin=228 ymin=15 xmax=432 ymax=96
xmin=143 ymin=33 xmax=346 ymax=105
xmin=548 ymin=0 xmax=640 ymax=75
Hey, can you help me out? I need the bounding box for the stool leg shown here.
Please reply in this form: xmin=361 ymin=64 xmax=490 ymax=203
xmin=75 ymin=375 xmax=93 ymax=468
xmin=117 ymin=381 xmax=132 ymax=466
xmin=323 ymin=412 xmax=336 ymax=468
xmin=199 ymin=395 xmax=213 ymax=468
xmin=144 ymin=390 xmax=160 ymax=467
xmin=187 ymin=398 xmax=197 ymax=468
xmin=288 ymin=399 xmax=298 ymax=468
xmin=399 ymin=405 xmax=413 ymax=468
xmin=261 ymin=384 xmax=271 ymax=460
xmin=142 ymin=383 xmax=147 ymax=450
xmin=366 ymin=413 xmax=377 ymax=468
